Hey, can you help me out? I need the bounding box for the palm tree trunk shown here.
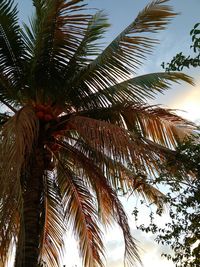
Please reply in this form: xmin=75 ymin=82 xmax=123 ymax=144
xmin=15 ymin=146 xmax=44 ymax=267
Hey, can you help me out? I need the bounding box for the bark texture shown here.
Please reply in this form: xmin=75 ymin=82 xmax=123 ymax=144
xmin=15 ymin=146 xmax=44 ymax=267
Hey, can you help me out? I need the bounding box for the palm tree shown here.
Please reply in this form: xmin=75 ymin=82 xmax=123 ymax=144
xmin=0 ymin=0 xmax=194 ymax=266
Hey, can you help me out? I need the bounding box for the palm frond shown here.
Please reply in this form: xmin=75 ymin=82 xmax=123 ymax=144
xmin=0 ymin=106 xmax=39 ymax=263
xmin=0 ymin=72 xmax=24 ymax=109
xmin=131 ymin=105 xmax=193 ymax=147
xmin=78 ymin=72 xmax=194 ymax=109
xmin=22 ymin=0 xmax=90 ymax=101
xmin=61 ymin=114 xmax=195 ymax=181
xmin=0 ymin=0 xmax=195 ymax=266
xmin=1 ymin=105 xmax=39 ymax=178
xmin=66 ymin=0 xmax=177 ymax=100
xmin=66 ymin=114 xmax=168 ymax=156
xmin=39 ymin=173 xmax=65 ymax=267
xmin=64 ymin=10 xmax=110 ymax=77
xmin=57 ymin=138 xmax=166 ymax=212
xmin=120 ymin=104 xmax=194 ymax=147
xmin=56 ymin=143 xmax=141 ymax=265
xmin=77 ymin=101 xmax=195 ymax=147
xmin=0 ymin=111 xmax=10 ymax=125
xmin=133 ymin=179 xmax=166 ymax=210
xmin=56 ymin=158 xmax=105 ymax=267
xmin=119 ymin=166 xmax=166 ymax=210
xmin=52 ymin=107 xmax=193 ymax=183
xmin=67 ymin=115 xmax=134 ymax=162
xmin=84 ymin=169 xmax=141 ymax=266
xmin=0 ymin=192 xmax=20 ymax=265
xmin=0 ymin=0 xmax=25 ymax=84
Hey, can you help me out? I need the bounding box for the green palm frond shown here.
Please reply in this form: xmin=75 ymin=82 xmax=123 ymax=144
xmin=0 ymin=0 xmax=27 ymax=108
xmin=0 ymin=0 xmax=24 ymax=84
xmin=78 ymin=72 xmax=194 ymax=109
xmin=64 ymin=10 xmax=110 ymax=76
xmin=57 ymin=159 xmax=105 ymax=267
xmin=66 ymin=0 xmax=177 ymax=99
xmin=0 ymin=73 xmax=24 ymax=109
xmin=21 ymin=0 xmax=90 ymax=101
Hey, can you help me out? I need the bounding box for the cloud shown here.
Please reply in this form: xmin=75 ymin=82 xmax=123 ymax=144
xmin=168 ymin=78 xmax=200 ymax=122
xmin=106 ymin=229 xmax=174 ymax=267
xmin=105 ymin=229 xmax=175 ymax=267
xmin=103 ymin=195 xmax=175 ymax=267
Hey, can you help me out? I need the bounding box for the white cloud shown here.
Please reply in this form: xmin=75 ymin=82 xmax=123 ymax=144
xmin=168 ymin=79 xmax=200 ymax=122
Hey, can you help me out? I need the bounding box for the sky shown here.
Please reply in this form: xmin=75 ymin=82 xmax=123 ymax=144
xmin=13 ymin=0 xmax=200 ymax=267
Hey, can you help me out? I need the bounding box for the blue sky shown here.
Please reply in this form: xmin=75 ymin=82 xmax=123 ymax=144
xmin=14 ymin=0 xmax=200 ymax=266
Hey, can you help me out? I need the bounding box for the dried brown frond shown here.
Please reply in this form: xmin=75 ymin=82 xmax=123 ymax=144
xmin=0 ymin=106 xmax=39 ymax=262
xmin=56 ymin=157 xmax=105 ymax=267
xmin=120 ymin=103 xmax=195 ymax=147
xmin=39 ymin=173 xmax=65 ymax=267
xmin=67 ymin=115 xmax=135 ymax=162
xmin=78 ymin=100 xmax=195 ymax=148
xmin=58 ymin=145 xmax=141 ymax=266
xmin=65 ymin=115 xmax=172 ymax=176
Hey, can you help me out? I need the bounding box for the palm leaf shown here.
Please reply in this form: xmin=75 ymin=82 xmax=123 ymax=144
xmin=66 ymin=114 xmax=169 ymax=157
xmin=0 ymin=191 xmax=20 ymax=264
xmin=39 ymin=173 xmax=65 ymax=267
xmin=78 ymin=72 xmax=194 ymax=109
xmin=22 ymin=0 xmax=90 ymax=101
xmin=120 ymin=104 xmax=194 ymax=147
xmin=1 ymin=105 xmax=39 ymax=178
xmin=77 ymin=101 xmax=195 ymax=147
xmin=119 ymin=166 xmax=166 ymax=210
xmin=0 ymin=0 xmax=196 ymax=266
xmin=61 ymin=138 xmax=167 ymax=214
xmin=0 ymin=111 xmax=10 ymax=125
xmin=56 ymin=142 xmax=141 ymax=265
xmin=0 ymin=72 xmax=24 ymax=109
xmin=63 ymin=10 xmax=110 ymax=78
xmin=55 ymin=138 xmax=165 ymax=209
xmin=66 ymin=0 xmax=177 ymax=98
xmin=0 ymin=0 xmax=26 ymax=110
xmin=60 ymin=114 xmax=195 ymax=181
xmin=0 ymin=0 xmax=25 ymax=85
xmin=0 ymin=106 xmax=39 ymax=263
xmin=67 ymin=115 xmax=135 ymax=161
xmin=56 ymin=158 xmax=105 ymax=267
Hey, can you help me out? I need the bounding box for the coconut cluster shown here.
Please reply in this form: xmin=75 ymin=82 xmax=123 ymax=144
xmin=35 ymin=104 xmax=56 ymax=122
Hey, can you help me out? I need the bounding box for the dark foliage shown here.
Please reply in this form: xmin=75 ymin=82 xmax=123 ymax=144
xmin=134 ymin=136 xmax=200 ymax=266
xmin=162 ymin=23 xmax=200 ymax=71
